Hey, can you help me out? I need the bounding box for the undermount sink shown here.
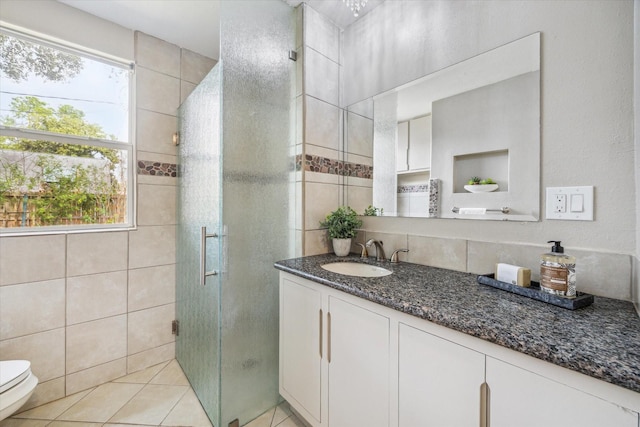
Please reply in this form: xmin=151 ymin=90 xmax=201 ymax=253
xmin=321 ymin=262 xmax=392 ymax=278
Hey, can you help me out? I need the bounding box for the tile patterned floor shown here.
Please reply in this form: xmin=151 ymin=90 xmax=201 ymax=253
xmin=1 ymin=360 xmax=305 ymax=427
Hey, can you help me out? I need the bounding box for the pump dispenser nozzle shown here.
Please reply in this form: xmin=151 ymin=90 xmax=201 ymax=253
xmin=547 ymin=240 xmax=564 ymax=253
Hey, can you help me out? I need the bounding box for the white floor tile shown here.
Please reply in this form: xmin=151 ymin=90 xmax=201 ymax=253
xmin=57 ymin=382 xmax=144 ymax=423
xmin=108 ymin=384 xmax=188 ymax=425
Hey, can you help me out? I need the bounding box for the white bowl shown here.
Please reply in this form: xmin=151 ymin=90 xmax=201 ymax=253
xmin=464 ymin=184 xmax=499 ymax=193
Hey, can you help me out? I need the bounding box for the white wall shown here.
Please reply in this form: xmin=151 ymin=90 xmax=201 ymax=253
xmin=344 ymin=0 xmax=635 ymax=254
xmin=0 ymin=0 xmax=133 ymax=60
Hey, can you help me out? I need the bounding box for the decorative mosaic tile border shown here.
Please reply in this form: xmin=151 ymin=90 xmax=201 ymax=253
xmin=428 ymin=178 xmax=440 ymax=218
xmin=297 ymin=154 xmax=373 ymax=179
xmin=137 ymin=160 xmax=177 ymax=177
xmin=397 ymin=184 xmax=428 ymax=193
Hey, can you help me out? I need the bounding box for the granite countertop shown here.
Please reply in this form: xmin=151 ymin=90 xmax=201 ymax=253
xmin=275 ymin=254 xmax=640 ymax=394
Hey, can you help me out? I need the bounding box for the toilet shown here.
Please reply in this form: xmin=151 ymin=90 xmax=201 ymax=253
xmin=0 ymin=360 xmax=38 ymax=420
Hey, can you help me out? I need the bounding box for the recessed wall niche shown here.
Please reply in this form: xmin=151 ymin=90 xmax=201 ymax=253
xmin=453 ymin=150 xmax=508 ymax=193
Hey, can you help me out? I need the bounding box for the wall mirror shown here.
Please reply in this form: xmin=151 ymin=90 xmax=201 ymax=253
xmin=345 ymin=32 xmax=540 ymax=221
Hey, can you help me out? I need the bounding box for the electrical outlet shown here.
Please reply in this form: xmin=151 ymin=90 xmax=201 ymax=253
xmin=546 ymin=186 xmax=594 ymax=220
xmin=554 ymin=194 xmax=566 ymax=213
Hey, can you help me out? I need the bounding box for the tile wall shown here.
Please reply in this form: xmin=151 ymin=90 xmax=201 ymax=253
xmin=300 ymin=5 xmax=374 ymax=256
xmin=0 ymin=32 xmax=216 ymax=410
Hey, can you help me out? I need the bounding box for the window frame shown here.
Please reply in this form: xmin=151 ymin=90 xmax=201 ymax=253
xmin=0 ymin=26 xmax=136 ymax=235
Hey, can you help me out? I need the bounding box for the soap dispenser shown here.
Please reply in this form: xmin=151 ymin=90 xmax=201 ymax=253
xmin=540 ymin=240 xmax=576 ymax=298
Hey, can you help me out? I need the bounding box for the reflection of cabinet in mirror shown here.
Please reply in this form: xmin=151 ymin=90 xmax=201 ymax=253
xmin=396 ymin=115 xmax=431 ymax=217
xmin=397 ymin=115 xmax=431 ymax=173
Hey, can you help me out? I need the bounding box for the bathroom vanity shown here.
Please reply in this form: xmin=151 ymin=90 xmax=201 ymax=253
xmin=275 ymin=255 xmax=640 ymax=427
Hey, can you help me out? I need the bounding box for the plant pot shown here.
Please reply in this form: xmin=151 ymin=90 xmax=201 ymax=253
xmin=332 ymin=238 xmax=352 ymax=257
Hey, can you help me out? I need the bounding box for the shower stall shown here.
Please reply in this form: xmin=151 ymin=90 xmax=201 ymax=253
xmin=175 ymin=2 xmax=296 ymax=425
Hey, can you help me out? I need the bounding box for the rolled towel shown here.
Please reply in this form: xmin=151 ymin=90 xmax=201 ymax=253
xmin=458 ymin=207 xmax=486 ymax=215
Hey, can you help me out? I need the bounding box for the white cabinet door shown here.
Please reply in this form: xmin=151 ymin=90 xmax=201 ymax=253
xmin=397 ymin=121 xmax=409 ymax=172
xmin=408 ymin=115 xmax=431 ymax=171
xmin=280 ymin=277 xmax=323 ymax=425
xmin=398 ymin=323 xmax=486 ymax=427
xmin=328 ymin=296 xmax=390 ymax=427
xmin=487 ymin=357 xmax=637 ymax=427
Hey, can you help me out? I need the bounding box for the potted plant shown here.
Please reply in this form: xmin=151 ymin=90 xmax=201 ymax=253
xmin=320 ymin=206 xmax=363 ymax=256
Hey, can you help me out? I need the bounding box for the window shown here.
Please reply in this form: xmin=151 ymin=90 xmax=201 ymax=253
xmin=0 ymin=28 xmax=134 ymax=232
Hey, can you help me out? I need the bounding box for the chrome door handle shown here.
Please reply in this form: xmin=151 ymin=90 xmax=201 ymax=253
xmin=200 ymin=226 xmax=218 ymax=286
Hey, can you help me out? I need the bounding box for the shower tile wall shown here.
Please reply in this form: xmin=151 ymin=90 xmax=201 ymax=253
xmin=0 ymin=32 xmax=216 ymax=410
xmin=299 ymin=4 xmax=374 ymax=256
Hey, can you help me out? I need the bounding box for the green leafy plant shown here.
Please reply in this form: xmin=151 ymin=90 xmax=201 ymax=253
xmin=363 ymin=205 xmax=383 ymax=216
xmin=320 ymin=206 xmax=363 ymax=239
xmin=467 ymin=177 xmax=495 ymax=185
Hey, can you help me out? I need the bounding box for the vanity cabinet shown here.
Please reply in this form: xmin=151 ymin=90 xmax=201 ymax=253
xmin=398 ymin=323 xmax=486 ymax=426
xmin=486 ymin=358 xmax=637 ymax=427
xmin=279 ymin=274 xmax=390 ymax=427
xmin=279 ymin=271 xmax=639 ymax=427
xmin=279 ymin=276 xmax=322 ymax=424
xmin=327 ymin=296 xmax=390 ymax=427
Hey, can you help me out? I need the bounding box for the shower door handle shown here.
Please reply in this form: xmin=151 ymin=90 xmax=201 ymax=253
xmin=200 ymin=226 xmax=219 ymax=286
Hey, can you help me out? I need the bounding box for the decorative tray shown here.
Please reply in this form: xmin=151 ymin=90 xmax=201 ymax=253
xmin=477 ymin=274 xmax=594 ymax=310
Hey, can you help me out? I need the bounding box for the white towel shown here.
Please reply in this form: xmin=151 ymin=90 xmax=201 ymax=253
xmin=458 ymin=208 xmax=486 ymax=215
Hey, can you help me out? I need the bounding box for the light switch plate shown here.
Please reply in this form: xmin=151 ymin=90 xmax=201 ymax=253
xmin=545 ymin=186 xmax=594 ymax=220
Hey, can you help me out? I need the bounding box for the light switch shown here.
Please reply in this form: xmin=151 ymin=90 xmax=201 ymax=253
xmin=545 ymin=186 xmax=593 ymax=221
xmin=570 ymin=194 xmax=584 ymax=212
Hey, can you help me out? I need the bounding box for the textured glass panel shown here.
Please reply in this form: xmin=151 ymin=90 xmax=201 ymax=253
xmin=219 ymin=1 xmax=295 ymax=425
xmin=176 ymin=65 xmax=222 ymax=424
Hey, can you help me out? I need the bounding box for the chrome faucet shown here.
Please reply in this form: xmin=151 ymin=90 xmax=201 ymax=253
xmin=365 ymin=239 xmax=386 ymax=262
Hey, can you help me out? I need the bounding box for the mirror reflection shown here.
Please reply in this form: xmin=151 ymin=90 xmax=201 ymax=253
xmin=347 ymin=33 xmax=540 ymax=221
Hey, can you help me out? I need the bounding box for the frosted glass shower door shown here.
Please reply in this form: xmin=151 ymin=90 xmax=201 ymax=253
xmin=176 ymin=65 xmax=222 ymax=423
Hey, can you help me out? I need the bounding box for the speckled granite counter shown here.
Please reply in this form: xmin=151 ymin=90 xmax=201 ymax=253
xmin=275 ymin=254 xmax=640 ymax=394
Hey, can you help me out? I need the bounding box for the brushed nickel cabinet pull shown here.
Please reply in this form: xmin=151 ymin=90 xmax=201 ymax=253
xmin=480 ymin=382 xmax=488 ymax=427
xmin=327 ymin=311 xmax=332 ymax=364
xmin=319 ymin=309 xmax=323 ymax=358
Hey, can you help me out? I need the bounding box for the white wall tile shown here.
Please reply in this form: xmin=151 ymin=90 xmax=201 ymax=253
xmin=127 ymin=342 xmax=175 ymax=374
xmin=135 ymin=32 xmax=180 ymax=77
xmin=345 ymin=185 xmax=373 ymax=216
xmin=0 ymin=279 xmax=65 ymax=340
xmin=66 ymin=358 xmax=128 ymax=395
xmin=137 ymin=67 xmax=180 ymax=116
xmin=67 ymin=232 xmax=128 ymax=277
xmin=305 ymin=182 xmax=341 ymax=232
xmin=0 ymin=234 xmax=65 ymax=286
xmin=305 ymin=6 xmax=340 ymax=63
xmin=128 ymin=225 xmax=176 ymax=269
xmin=304 ymin=229 xmax=330 ymax=256
xmin=180 ymin=49 xmax=216 ymax=85
xmin=127 ymin=303 xmax=175 ymax=355
xmin=67 ymin=271 xmax=128 ymax=325
xmin=0 ymin=328 xmax=65 ymax=382
xmin=304 ymin=47 xmax=339 ymax=106
xmin=408 ymin=235 xmax=467 ymax=272
xmin=361 ymin=232 xmax=408 ymax=261
xmin=346 ymin=111 xmax=373 ymax=157
xmin=66 ymin=315 xmax=127 ymax=374
xmin=137 ymin=184 xmax=176 ymax=226
xmin=467 ymin=241 xmax=543 ymax=278
xmin=128 ymin=264 xmax=176 ymax=312
xmin=180 ymin=80 xmax=197 ymax=104
xmin=136 ymin=109 xmax=178 ymax=156
xmin=19 ymin=377 xmax=66 ymax=413
xmin=306 ymin=96 xmax=341 ymax=151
